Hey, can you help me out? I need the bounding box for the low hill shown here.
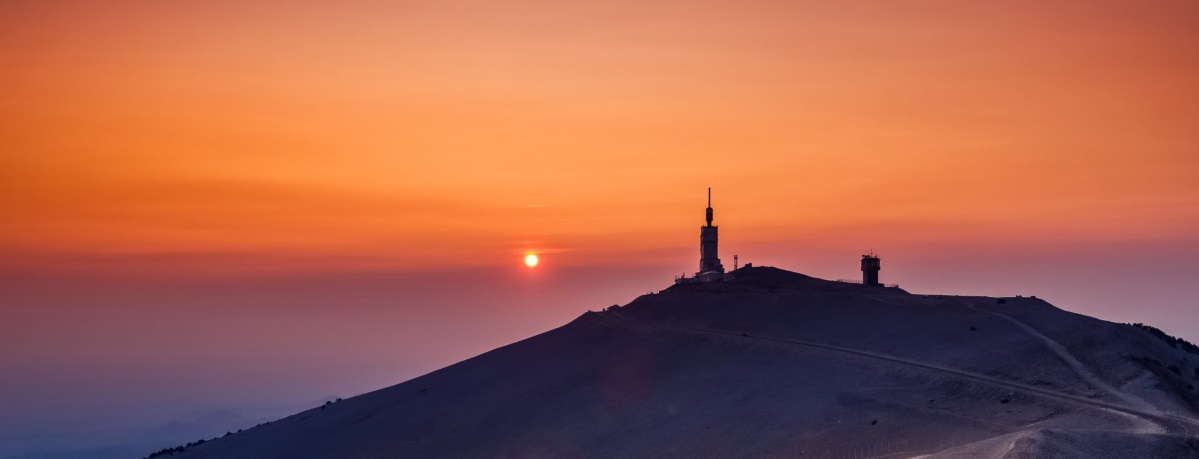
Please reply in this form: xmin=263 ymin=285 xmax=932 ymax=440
xmin=171 ymin=266 xmax=1199 ymax=458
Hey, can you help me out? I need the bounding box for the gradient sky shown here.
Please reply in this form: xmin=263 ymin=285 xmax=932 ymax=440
xmin=2 ymin=1 xmax=1198 ymax=456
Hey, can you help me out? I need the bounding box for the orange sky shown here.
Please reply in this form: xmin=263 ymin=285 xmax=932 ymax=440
xmin=3 ymin=2 xmax=1199 ymax=454
xmin=3 ymin=0 xmax=1197 ymax=276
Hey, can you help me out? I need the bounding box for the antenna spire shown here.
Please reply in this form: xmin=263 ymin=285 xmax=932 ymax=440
xmin=705 ymin=187 xmax=714 ymax=227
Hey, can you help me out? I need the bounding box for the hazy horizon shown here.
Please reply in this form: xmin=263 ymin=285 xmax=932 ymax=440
xmin=4 ymin=244 xmax=1196 ymax=456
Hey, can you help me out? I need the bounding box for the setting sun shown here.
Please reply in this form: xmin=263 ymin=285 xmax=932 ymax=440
xmin=524 ymin=254 xmax=539 ymax=268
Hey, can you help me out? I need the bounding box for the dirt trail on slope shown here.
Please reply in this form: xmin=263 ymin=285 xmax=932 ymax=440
xmin=965 ymin=302 xmax=1158 ymax=418
xmin=597 ymin=311 xmax=1199 ymax=437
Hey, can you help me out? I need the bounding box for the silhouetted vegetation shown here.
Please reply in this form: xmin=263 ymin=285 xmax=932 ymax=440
xmin=146 ymin=437 xmax=210 ymax=458
xmin=146 ymin=445 xmax=185 ymax=458
xmin=1130 ymin=323 xmax=1199 ymax=356
xmin=996 ymin=298 xmax=1006 ymax=304
xmin=143 ymin=419 xmax=269 ymax=458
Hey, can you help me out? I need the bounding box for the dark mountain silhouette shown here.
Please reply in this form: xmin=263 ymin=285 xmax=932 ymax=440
xmin=171 ymin=266 xmax=1199 ymax=458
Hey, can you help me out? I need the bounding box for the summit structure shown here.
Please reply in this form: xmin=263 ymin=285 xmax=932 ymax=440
xmin=698 ymin=187 xmax=724 ymax=279
xmin=861 ymin=251 xmax=881 ymax=286
xmin=678 ymin=190 xmax=894 ymax=287
xmin=676 ymin=188 xmax=727 ymax=284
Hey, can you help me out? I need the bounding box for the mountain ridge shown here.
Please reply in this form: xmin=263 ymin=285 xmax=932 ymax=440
xmin=171 ymin=266 xmax=1199 ymax=458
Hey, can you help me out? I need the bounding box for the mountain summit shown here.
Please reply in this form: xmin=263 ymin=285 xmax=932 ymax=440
xmin=173 ymin=266 xmax=1199 ymax=458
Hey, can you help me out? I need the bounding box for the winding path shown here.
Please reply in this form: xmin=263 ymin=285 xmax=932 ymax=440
xmin=964 ymin=302 xmax=1155 ymax=414
xmin=594 ymin=310 xmax=1198 ymax=438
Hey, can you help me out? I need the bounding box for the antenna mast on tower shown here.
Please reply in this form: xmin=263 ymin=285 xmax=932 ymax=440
xmin=705 ymin=187 xmax=713 ymax=227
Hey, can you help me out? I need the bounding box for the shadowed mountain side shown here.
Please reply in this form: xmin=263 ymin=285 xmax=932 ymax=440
xmin=177 ymin=266 xmax=1199 ymax=458
xmin=641 ymin=267 xmax=1199 ymax=415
